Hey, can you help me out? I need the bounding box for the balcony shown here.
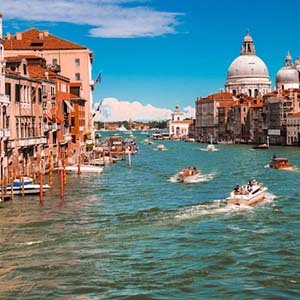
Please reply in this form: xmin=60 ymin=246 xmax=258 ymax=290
xmin=0 ymin=128 xmax=10 ymax=138
xmin=0 ymin=94 xmax=10 ymax=104
xmin=15 ymin=136 xmax=47 ymax=147
xmin=64 ymin=134 xmax=72 ymax=142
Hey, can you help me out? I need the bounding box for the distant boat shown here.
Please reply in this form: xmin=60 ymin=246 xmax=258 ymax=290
xmin=66 ymin=165 xmax=104 ymax=174
xmin=252 ymin=143 xmax=269 ymax=150
xmin=156 ymin=144 xmax=166 ymax=151
xmin=177 ymin=167 xmax=200 ymax=183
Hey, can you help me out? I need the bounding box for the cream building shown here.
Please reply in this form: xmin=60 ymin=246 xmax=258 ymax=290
xmin=168 ymin=104 xmax=193 ymax=138
xmin=286 ymin=112 xmax=300 ymax=145
xmin=225 ymin=32 xmax=271 ymax=97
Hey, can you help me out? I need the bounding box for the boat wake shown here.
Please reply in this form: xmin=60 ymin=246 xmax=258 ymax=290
xmin=174 ymin=192 xmax=277 ymax=220
xmin=199 ymin=148 xmax=219 ymax=152
xmin=168 ymin=173 xmax=215 ymax=183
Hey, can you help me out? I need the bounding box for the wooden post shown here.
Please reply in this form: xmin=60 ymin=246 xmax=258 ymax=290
xmin=10 ymin=177 xmax=14 ymax=201
xmin=128 ymin=151 xmax=132 ymax=168
xmin=21 ymin=175 xmax=25 ymax=196
xmin=77 ymin=154 xmax=81 ymax=175
xmin=39 ymin=170 xmax=43 ymax=203
xmin=59 ymin=159 xmax=64 ymax=198
xmin=49 ymin=154 xmax=53 ymax=187
xmin=63 ymin=153 xmax=67 ymax=185
xmin=1 ymin=179 xmax=4 ymax=202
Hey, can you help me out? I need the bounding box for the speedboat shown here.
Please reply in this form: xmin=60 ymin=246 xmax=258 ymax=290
xmin=226 ymin=179 xmax=267 ymax=206
xmin=269 ymin=156 xmax=293 ymax=170
xmin=206 ymin=144 xmax=216 ymax=151
xmin=156 ymin=144 xmax=166 ymax=151
xmin=177 ymin=167 xmax=200 ymax=183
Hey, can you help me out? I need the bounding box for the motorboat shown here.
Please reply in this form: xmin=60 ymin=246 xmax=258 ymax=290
xmin=269 ymin=156 xmax=293 ymax=170
xmin=226 ymin=179 xmax=267 ymax=206
xmin=142 ymin=138 xmax=153 ymax=145
xmin=177 ymin=167 xmax=200 ymax=183
xmin=66 ymin=164 xmax=104 ymax=174
xmin=2 ymin=181 xmax=50 ymax=195
xmin=12 ymin=176 xmax=34 ymax=187
xmin=206 ymin=144 xmax=216 ymax=151
xmin=156 ymin=144 xmax=166 ymax=151
xmin=252 ymin=143 xmax=269 ymax=150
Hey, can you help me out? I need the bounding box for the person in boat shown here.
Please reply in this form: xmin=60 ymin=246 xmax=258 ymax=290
xmin=191 ymin=166 xmax=198 ymax=175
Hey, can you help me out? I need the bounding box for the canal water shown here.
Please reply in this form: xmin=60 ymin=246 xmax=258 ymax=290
xmin=1 ymin=134 xmax=300 ymax=299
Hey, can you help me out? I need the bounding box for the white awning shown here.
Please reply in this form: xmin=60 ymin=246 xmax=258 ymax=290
xmin=64 ymin=100 xmax=74 ymax=112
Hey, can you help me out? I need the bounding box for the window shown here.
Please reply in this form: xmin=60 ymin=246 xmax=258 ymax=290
xmin=71 ymin=117 xmax=75 ymax=127
xmin=52 ymin=58 xmax=58 ymax=65
xmin=23 ymin=64 xmax=27 ymax=75
xmin=75 ymin=73 xmax=81 ymax=81
xmin=15 ymin=84 xmax=21 ymax=102
xmin=75 ymin=58 xmax=80 ymax=66
xmin=5 ymin=83 xmax=11 ymax=96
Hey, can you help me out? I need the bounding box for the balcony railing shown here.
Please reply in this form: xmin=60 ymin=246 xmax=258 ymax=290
xmin=15 ymin=136 xmax=47 ymax=147
xmin=0 ymin=94 xmax=10 ymax=104
xmin=0 ymin=128 xmax=10 ymax=138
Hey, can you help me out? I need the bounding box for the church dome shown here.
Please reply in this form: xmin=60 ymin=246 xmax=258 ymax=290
xmin=225 ymin=32 xmax=271 ymax=96
xmin=227 ymin=55 xmax=269 ymax=79
xmin=276 ymin=52 xmax=299 ymax=87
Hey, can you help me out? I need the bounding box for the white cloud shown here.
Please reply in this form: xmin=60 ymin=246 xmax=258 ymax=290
xmin=1 ymin=0 xmax=183 ymax=38
xmin=93 ymin=98 xmax=195 ymax=122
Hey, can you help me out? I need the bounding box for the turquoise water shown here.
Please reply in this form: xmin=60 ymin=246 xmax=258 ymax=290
xmin=1 ymin=136 xmax=300 ymax=299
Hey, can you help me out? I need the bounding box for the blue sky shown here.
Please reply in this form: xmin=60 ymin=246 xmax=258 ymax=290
xmin=1 ymin=0 xmax=300 ymax=121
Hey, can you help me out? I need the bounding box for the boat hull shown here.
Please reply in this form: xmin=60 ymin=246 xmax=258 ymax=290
xmin=2 ymin=184 xmax=50 ymax=195
xmin=66 ymin=165 xmax=104 ymax=174
xmin=226 ymin=187 xmax=267 ymax=206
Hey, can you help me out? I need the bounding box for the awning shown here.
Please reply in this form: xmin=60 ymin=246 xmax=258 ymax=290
xmin=64 ymin=100 xmax=75 ymax=112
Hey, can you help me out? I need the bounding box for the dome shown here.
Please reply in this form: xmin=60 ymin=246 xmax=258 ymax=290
xmin=276 ymin=66 xmax=299 ymax=84
xmin=276 ymin=52 xmax=299 ymax=87
xmin=227 ymin=55 xmax=269 ymax=79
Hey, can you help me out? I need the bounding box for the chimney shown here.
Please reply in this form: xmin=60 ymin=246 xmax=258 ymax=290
xmin=0 ymin=13 xmax=2 ymax=39
xmin=39 ymin=32 xmax=44 ymax=40
xmin=16 ymin=32 xmax=22 ymax=40
xmin=6 ymin=32 xmax=11 ymax=40
xmin=43 ymin=31 xmax=49 ymax=37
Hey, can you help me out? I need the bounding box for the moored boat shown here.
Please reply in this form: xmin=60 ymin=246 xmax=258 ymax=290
xmin=252 ymin=143 xmax=269 ymax=150
xmin=177 ymin=167 xmax=200 ymax=183
xmin=226 ymin=179 xmax=267 ymax=206
xmin=269 ymin=156 xmax=293 ymax=170
xmin=66 ymin=165 xmax=104 ymax=174
xmin=1 ymin=182 xmax=50 ymax=195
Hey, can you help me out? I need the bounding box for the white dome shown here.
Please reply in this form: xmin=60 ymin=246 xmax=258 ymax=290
xmin=276 ymin=66 xmax=299 ymax=84
xmin=227 ymin=55 xmax=269 ymax=79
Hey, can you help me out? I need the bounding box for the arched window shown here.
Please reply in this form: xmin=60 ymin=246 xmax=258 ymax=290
xmin=248 ymin=89 xmax=252 ymax=97
xmin=254 ymin=89 xmax=258 ymax=97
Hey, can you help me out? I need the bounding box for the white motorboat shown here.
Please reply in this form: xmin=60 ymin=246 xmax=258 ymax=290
xmin=177 ymin=167 xmax=200 ymax=183
xmin=206 ymin=144 xmax=216 ymax=151
xmin=226 ymin=179 xmax=267 ymax=206
xmin=2 ymin=182 xmax=50 ymax=195
xmin=156 ymin=144 xmax=166 ymax=151
xmin=66 ymin=164 xmax=104 ymax=174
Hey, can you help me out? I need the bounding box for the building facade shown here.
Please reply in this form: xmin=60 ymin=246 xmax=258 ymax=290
xmin=3 ymin=28 xmax=94 ymax=135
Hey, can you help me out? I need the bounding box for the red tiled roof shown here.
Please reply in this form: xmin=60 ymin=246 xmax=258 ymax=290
xmin=4 ymin=28 xmax=87 ymax=51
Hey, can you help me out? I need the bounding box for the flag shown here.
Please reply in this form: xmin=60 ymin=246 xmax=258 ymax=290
xmin=92 ymin=100 xmax=103 ymax=118
xmin=94 ymin=72 xmax=102 ymax=88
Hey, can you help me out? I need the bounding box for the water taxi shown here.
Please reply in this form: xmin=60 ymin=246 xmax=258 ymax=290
xmin=269 ymin=156 xmax=293 ymax=170
xmin=177 ymin=167 xmax=200 ymax=183
xmin=206 ymin=144 xmax=216 ymax=151
xmin=156 ymin=144 xmax=166 ymax=151
xmin=226 ymin=179 xmax=267 ymax=206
